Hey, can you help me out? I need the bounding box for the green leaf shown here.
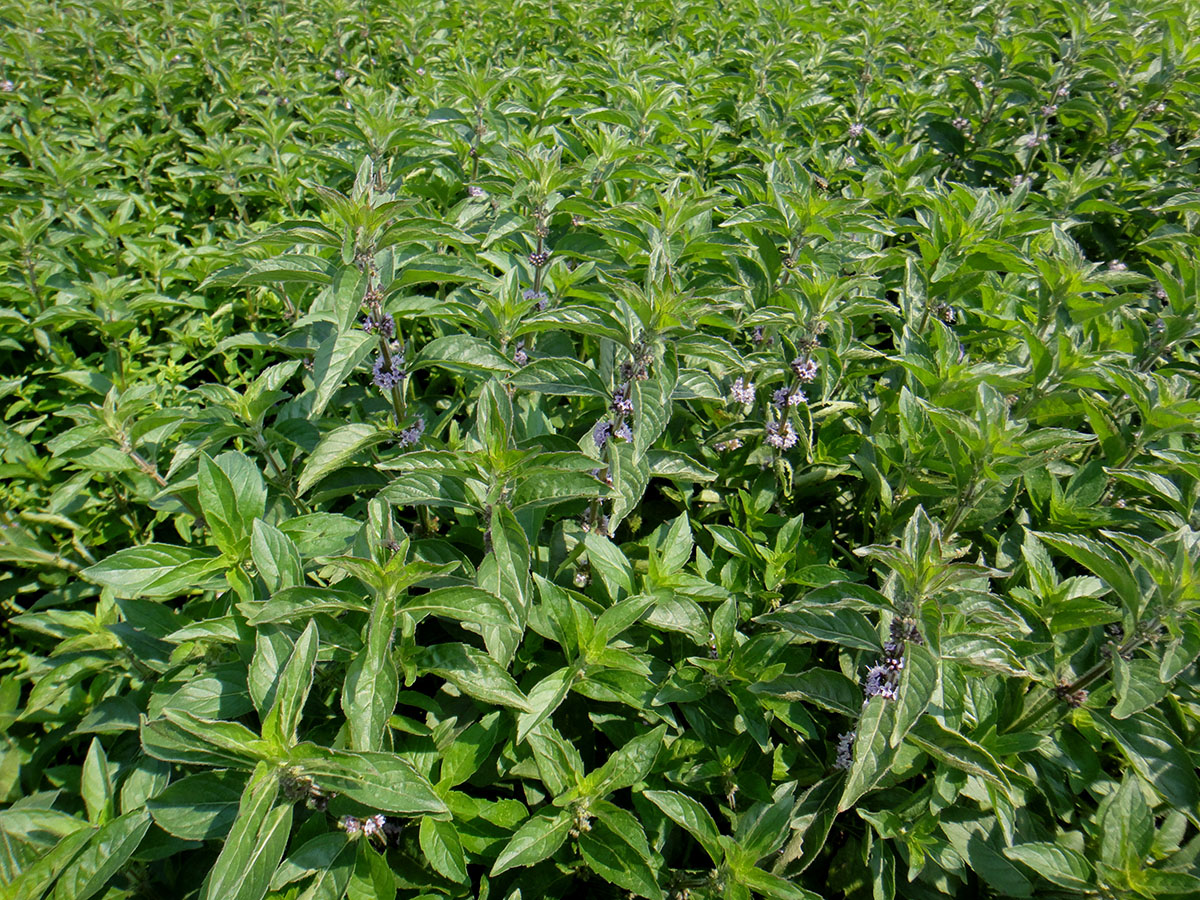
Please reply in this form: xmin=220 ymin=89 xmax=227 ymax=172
xmin=891 ymin=643 xmax=938 ymax=746
xmin=507 ymin=357 xmax=607 ymax=396
xmin=583 ymin=724 xmax=667 ymax=800
xmin=1112 ymin=656 xmax=1169 ymax=719
xmin=309 ymin=328 xmax=374 ymax=419
xmin=1099 ymin=775 xmax=1154 ymax=876
xmin=342 ymin=594 xmax=397 ymax=752
xmin=1092 ymin=712 xmax=1200 ymax=824
xmin=141 ymin=710 xmax=273 ymax=769
xmin=403 ymin=585 xmax=519 ymax=633
xmin=80 ymin=738 xmax=113 ymax=826
xmin=490 ymin=810 xmax=573 ymax=876
xmin=412 ymin=334 xmax=515 ymax=374
xmin=1034 ymin=532 xmax=1141 ymax=614
xmin=1004 ymin=843 xmax=1093 ymax=890
xmin=1160 ymin=617 xmax=1200 ymax=682
xmin=146 ymin=770 xmax=245 ymax=840
xmin=250 ymin=519 xmax=304 ymax=592
xmin=199 ymin=453 xmax=257 ymax=558
xmin=584 ymin=532 xmax=634 ymax=599
xmin=201 ymin=763 xmax=293 ymax=900
xmin=579 ymin=802 xmax=663 ymax=899
xmin=50 ymin=810 xmax=150 ymax=900
xmin=2 ymin=827 xmax=94 ymax=900
xmin=644 ymin=790 xmax=723 ymax=865
xmin=477 ymin=505 xmax=531 ymax=665
xmin=289 ymin=746 xmax=448 ymax=816
xmin=906 ymin=717 xmax=1012 ymax=795
xmin=750 ymin=670 xmax=861 ymax=716
xmin=758 ymin=605 xmax=881 ymax=652
xmin=736 ymin=783 xmax=795 ymax=860
xmin=262 ymin=619 xmax=319 ymax=749
xmin=297 ymin=423 xmax=390 ymax=496
xmin=416 ymin=643 xmax=532 ymax=712
xmin=270 ymin=833 xmax=354 ymax=898
xmin=419 ymin=816 xmax=468 ymax=883
xmin=245 ymin=587 xmax=369 ymax=625
xmin=839 ymin=699 xmax=899 ymax=811
xmin=516 ymin=667 xmax=573 ymax=744
xmin=739 ymin=866 xmax=822 ymax=900
xmin=82 ymin=545 xmax=221 ymax=598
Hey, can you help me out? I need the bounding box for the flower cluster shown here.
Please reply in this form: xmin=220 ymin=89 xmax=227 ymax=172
xmin=790 ymin=357 xmax=818 ymax=383
xmin=396 ymin=418 xmax=424 ymax=448
xmin=834 ymin=730 xmax=855 ymax=770
xmin=581 ymin=506 xmax=610 ymax=536
xmin=592 ymin=419 xmax=631 ymax=451
xmin=467 ymin=184 xmax=486 ymax=198
xmin=362 ymin=311 xmax=395 ymax=339
xmin=340 ymin=813 xmax=400 ymax=846
xmin=714 ymin=438 xmax=743 ymax=453
xmin=1108 ymin=259 xmax=1127 ymax=272
xmin=772 ymin=386 xmax=806 ymax=409
xmin=765 ymin=420 xmax=797 ymax=450
xmin=372 ymin=353 xmax=405 ymax=391
xmin=863 ymin=618 xmax=924 ymax=702
xmin=278 ymin=769 xmax=329 ymax=811
xmin=514 ymin=341 xmax=528 ymax=367
xmin=933 ymin=302 xmax=956 ymax=324
xmin=529 ymin=249 xmax=551 ymax=267
xmin=611 ymin=384 xmax=633 ymax=416
xmin=952 ymin=116 xmax=970 ymax=131
xmin=751 ymin=325 xmax=772 ymax=346
xmin=729 ymin=377 xmax=755 ymax=407
xmin=847 ymin=122 xmax=865 ymax=138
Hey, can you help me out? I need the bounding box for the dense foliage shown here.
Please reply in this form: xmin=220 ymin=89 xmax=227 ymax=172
xmin=3 ymin=0 xmax=1200 ymax=897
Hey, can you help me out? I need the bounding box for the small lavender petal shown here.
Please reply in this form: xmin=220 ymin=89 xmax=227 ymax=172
xmin=593 ymin=420 xmax=613 ymax=450
xmin=729 ymin=377 xmax=756 ymax=406
xmin=835 ymin=731 xmax=855 ymax=770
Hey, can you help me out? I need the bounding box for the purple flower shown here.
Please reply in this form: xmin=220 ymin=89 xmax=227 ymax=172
xmin=729 ymin=377 xmax=755 ymax=406
xmin=848 ymin=122 xmax=865 ymax=138
xmin=751 ymin=326 xmax=771 ymax=346
xmin=772 ymin=387 xmax=805 ymax=409
xmin=372 ymin=354 xmax=405 ymax=391
xmin=952 ymin=116 xmax=970 ymax=131
xmin=1108 ymin=260 xmax=1127 ymax=272
xmin=765 ymin=421 xmax=797 ymax=450
xmin=1041 ymin=104 xmax=1058 ymax=117
xmin=362 ymin=312 xmax=395 ymax=339
xmin=0 ymin=80 xmax=13 ymax=92
xmin=397 ymin=418 xmax=424 ymax=448
xmin=362 ymin=814 xmax=386 ymax=837
xmin=791 ymin=357 xmax=818 ymax=382
xmin=333 ymin=68 xmax=346 ymax=81
xmin=593 ymin=420 xmax=613 ymax=450
xmin=834 ymin=731 xmax=855 ymax=770
xmin=611 ymin=384 xmax=633 ymax=416
xmin=341 ymin=816 xmax=362 ymax=835
xmin=714 ymin=438 xmax=743 ymax=453
xmin=467 ymin=185 xmax=485 ymax=198
xmin=514 ymin=341 xmax=528 ymax=367
xmin=615 ymin=422 xmax=633 ymax=443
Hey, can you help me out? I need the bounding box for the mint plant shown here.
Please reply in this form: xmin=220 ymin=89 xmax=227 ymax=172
xmin=2 ymin=0 xmax=1200 ymax=898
